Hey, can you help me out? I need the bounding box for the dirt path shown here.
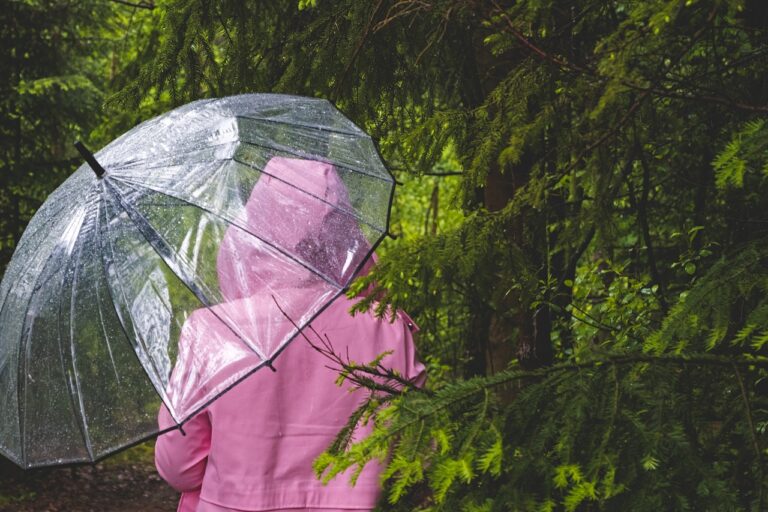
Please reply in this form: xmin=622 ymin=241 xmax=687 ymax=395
xmin=0 ymin=443 xmax=178 ymax=511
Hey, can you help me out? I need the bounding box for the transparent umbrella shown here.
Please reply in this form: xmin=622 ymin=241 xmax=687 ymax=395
xmin=0 ymin=94 xmax=393 ymax=468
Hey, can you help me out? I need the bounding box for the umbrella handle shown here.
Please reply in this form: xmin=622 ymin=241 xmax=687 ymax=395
xmin=74 ymin=141 xmax=106 ymax=177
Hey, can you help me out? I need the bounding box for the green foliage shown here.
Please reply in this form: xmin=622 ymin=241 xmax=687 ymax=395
xmin=713 ymin=120 xmax=768 ymax=190
xmin=647 ymin=240 xmax=768 ymax=354
xmin=315 ymin=352 xmax=768 ymax=511
xmin=7 ymin=0 xmax=768 ymax=509
xmin=297 ymin=0 xmax=317 ymax=11
xmin=0 ymin=0 xmax=158 ymax=270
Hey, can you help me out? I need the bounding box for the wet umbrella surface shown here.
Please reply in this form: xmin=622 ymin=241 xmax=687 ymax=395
xmin=0 ymin=94 xmax=393 ymax=468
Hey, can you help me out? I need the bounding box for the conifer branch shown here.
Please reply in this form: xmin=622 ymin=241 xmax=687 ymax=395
xmin=316 ymin=351 xmax=768 ymax=474
xmin=271 ymin=295 xmax=422 ymax=396
xmin=108 ymin=0 xmax=155 ymax=9
xmin=558 ymin=92 xmax=647 ymax=179
xmin=631 ymin=141 xmax=668 ymax=312
xmin=489 ymin=1 xmax=584 ymax=73
xmin=374 ymin=0 xmax=433 ymax=33
xmin=733 ymin=362 xmax=764 ymax=509
xmin=333 ymin=0 xmax=385 ymax=100
xmin=490 ymin=1 xmax=768 ymax=113
xmin=422 ymin=171 xmax=463 ymax=177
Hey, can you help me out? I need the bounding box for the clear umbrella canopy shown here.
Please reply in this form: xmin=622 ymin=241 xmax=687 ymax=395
xmin=0 ymin=94 xmax=393 ymax=468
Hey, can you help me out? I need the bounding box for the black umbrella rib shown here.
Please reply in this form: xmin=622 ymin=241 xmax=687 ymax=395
xmin=0 ymin=221 xmax=62 ymax=340
xmin=113 ymin=160 xmax=384 ymax=236
xmin=110 ymin=155 xmax=227 ymax=173
xmin=105 ymin=180 xmax=213 ymax=306
xmin=96 ymin=191 xmax=174 ymax=408
xmin=15 ymin=211 xmax=87 ymax=467
xmin=109 ymin=176 xmax=345 ymax=290
xmin=110 ymin=143 xmax=391 ymax=229
xmin=91 ymin=218 xmax=123 ymax=387
xmin=56 ymin=206 xmax=95 ymax=461
xmin=102 ymin=179 xmax=273 ymax=364
xmin=231 ymin=153 xmax=387 ymax=233
xmin=0 ymin=204 xmax=84 ymax=465
xmin=235 ymin=129 xmax=391 ymax=184
xmin=93 ymin=271 xmax=122 ymax=384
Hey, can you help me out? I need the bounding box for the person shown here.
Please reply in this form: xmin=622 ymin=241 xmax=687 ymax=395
xmin=154 ymin=156 xmax=425 ymax=512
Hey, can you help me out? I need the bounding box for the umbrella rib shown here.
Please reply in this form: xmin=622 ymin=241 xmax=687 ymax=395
xmin=102 ymin=179 xmax=273 ymax=366
xmin=237 ymin=114 xmax=362 ymax=137
xmin=14 ymin=214 xmax=84 ymax=467
xmin=105 ymin=141 xmax=237 ymax=171
xmin=232 ymin=153 xmax=387 ymax=233
xmin=103 ymin=181 xmax=220 ymax=307
xmin=235 ymin=130 xmax=391 ymax=184
xmin=17 ymin=258 xmax=56 ymax=468
xmin=0 ymin=199 xmax=74 ymax=319
xmin=0 ymin=204 xmax=85 ymax=465
xmin=112 ymin=162 xmax=385 ymax=235
xmin=0 ymin=236 xmax=55 ymax=340
xmin=93 ymin=262 xmax=122 ymax=386
xmin=56 ymin=207 xmax=95 ymax=461
xmin=96 ymin=190 xmax=173 ymax=409
xmin=109 ymin=176 xmax=347 ymax=290
xmin=100 ymin=112 xmax=388 ymax=184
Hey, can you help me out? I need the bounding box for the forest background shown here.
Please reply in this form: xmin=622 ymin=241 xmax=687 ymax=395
xmin=3 ymin=0 xmax=768 ymax=510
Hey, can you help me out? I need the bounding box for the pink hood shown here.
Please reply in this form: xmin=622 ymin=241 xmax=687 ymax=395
xmin=216 ymin=156 xmax=375 ymax=302
xmin=165 ymin=157 xmax=377 ymax=420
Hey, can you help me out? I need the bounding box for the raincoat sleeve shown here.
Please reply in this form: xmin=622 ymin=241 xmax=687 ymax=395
xmin=155 ymin=405 xmax=212 ymax=493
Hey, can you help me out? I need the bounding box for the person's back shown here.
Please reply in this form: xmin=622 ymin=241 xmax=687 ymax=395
xmin=156 ymin=294 xmax=424 ymax=511
xmin=154 ymin=156 xmax=425 ymax=511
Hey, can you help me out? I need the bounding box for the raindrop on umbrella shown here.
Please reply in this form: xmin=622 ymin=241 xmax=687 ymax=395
xmin=0 ymin=94 xmax=393 ymax=468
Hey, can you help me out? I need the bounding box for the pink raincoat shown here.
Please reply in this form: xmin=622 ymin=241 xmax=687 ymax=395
xmin=155 ymin=157 xmax=425 ymax=512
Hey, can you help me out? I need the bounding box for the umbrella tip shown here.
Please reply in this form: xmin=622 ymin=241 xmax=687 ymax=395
xmin=74 ymin=141 xmax=106 ymax=178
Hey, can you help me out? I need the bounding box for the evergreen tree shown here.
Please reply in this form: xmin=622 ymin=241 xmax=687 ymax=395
xmin=0 ymin=0 xmax=156 ymax=269
xmin=80 ymin=0 xmax=768 ymax=508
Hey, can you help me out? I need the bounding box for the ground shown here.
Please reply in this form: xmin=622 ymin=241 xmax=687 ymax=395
xmin=0 ymin=441 xmax=178 ymax=511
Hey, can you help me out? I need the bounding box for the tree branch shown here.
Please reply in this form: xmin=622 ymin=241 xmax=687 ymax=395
xmin=490 ymin=1 xmax=768 ymax=113
xmin=422 ymin=171 xmax=463 ymax=177
xmin=271 ymin=295 xmax=423 ymax=395
xmin=733 ymin=362 xmax=764 ymax=509
xmin=333 ymin=0 xmax=385 ymax=100
xmin=108 ymin=0 xmax=155 ymax=9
